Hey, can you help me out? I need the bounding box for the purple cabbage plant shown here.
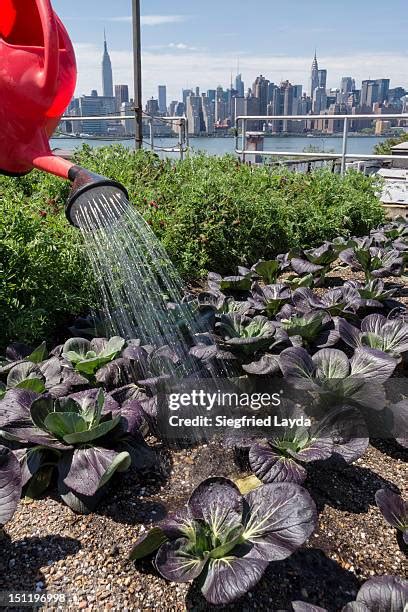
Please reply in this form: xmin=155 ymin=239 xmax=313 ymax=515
xmin=208 ymin=271 xmax=254 ymax=293
xmin=0 ymin=342 xmax=49 ymax=396
xmin=248 ymin=404 xmax=368 ymax=485
xmin=129 ymin=477 xmax=317 ymax=605
xmin=375 ymin=489 xmax=408 ymax=545
xmin=62 ymin=336 xmax=126 ymax=378
xmin=343 ymin=279 xmax=401 ymax=311
xmin=338 ymin=314 xmax=408 ymax=362
xmin=339 ymin=246 xmax=404 ymax=282
xmin=251 ymin=259 xmax=281 ymax=285
xmin=191 ymin=314 xmax=288 ymax=376
xmin=279 ymin=347 xmax=397 ymax=410
xmin=280 ymin=311 xmax=340 ymax=350
xmin=290 ymin=242 xmax=341 ymax=284
xmin=292 ymin=287 xmax=356 ymax=318
xmin=0 ymin=446 xmax=22 ymax=528
xmin=250 ymin=283 xmax=292 ymax=318
xmin=292 ymin=575 xmax=407 ymax=611
xmin=0 ymin=388 xmax=156 ymax=513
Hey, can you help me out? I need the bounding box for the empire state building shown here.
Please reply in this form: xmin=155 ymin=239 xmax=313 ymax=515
xmin=102 ymin=31 xmax=114 ymax=97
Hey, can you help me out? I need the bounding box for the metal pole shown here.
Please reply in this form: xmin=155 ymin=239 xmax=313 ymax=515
xmin=149 ymin=118 xmax=154 ymax=151
xmin=242 ymin=119 xmax=247 ymax=163
xmin=178 ymin=120 xmax=184 ymax=161
xmin=132 ymin=0 xmax=143 ymax=150
xmin=341 ymin=117 xmax=349 ymax=176
xmin=185 ymin=118 xmax=190 ymax=156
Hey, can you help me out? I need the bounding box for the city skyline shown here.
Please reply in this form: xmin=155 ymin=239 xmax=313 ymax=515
xmin=53 ymin=0 xmax=408 ymax=102
xmin=64 ymin=39 xmax=406 ymax=139
xmin=81 ymin=35 xmax=404 ymax=109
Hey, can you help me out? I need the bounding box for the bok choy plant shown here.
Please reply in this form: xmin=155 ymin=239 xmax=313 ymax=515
xmin=338 ymin=314 xmax=408 ymax=361
xmin=0 ymin=388 xmax=156 ymax=513
xmin=129 ymin=477 xmax=317 ymax=605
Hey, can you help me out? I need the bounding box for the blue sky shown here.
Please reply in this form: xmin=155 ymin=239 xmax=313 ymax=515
xmin=53 ymin=0 xmax=408 ymax=101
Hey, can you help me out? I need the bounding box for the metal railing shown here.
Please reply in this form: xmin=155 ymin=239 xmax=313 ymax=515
xmin=235 ymin=114 xmax=408 ymax=174
xmin=60 ymin=115 xmax=189 ymax=160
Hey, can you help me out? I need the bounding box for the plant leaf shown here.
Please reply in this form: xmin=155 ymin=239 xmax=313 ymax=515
xmin=249 ymin=444 xmax=308 ymax=484
xmin=200 ymin=555 xmax=268 ymax=606
xmin=44 ymin=412 xmax=88 ymax=438
xmin=242 ymin=482 xmax=317 ymax=561
xmin=155 ymin=537 xmax=208 ymax=582
xmin=63 ymin=415 xmax=121 ymax=444
xmin=58 ymin=447 xmax=131 ymax=497
xmin=0 ymin=446 xmax=22 ymax=526
xmin=188 ymin=477 xmax=243 ymax=540
xmin=129 ymin=527 xmax=169 ymax=560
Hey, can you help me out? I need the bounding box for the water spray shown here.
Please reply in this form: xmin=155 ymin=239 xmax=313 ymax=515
xmin=0 ymin=0 xmax=128 ymax=229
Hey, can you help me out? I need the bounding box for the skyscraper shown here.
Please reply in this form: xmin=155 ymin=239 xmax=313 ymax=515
xmin=235 ymin=74 xmax=245 ymax=98
xmin=158 ymin=85 xmax=167 ymax=114
xmin=253 ymin=75 xmax=270 ymax=115
xmin=102 ymin=31 xmax=113 ymax=98
xmin=115 ymin=85 xmax=129 ymax=109
xmin=310 ymin=52 xmax=319 ymax=97
xmin=375 ymin=79 xmax=390 ymax=104
xmin=341 ymin=77 xmax=354 ymax=94
xmin=361 ymin=80 xmax=379 ymax=108
xmin=201 ymin=94 xmax=215 ymax=135
xmin=313 ymin=87 xmax=327 ymax=114
xmin=186 ymin=95 xmax=205 ymax=135
xmin=182 ymin=89 xmax=193 ymax=108
xmin=318 ymin=69 xmax=327 ymax=90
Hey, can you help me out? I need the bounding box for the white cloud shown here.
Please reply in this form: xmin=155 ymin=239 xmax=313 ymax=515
xmin=72 ymin=43 xmax=408 ymax=103
xmin=168 ymin=42 xmax=199 ymax=51
xmin=108 ymin=15 xmax=190 ymax=26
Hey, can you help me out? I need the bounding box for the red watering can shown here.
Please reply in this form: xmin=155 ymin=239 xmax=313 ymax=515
xmin=0 ymin=0 xmax=128 ymax=227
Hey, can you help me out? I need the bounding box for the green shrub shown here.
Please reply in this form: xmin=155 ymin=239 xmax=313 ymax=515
xmin=0 ymin=174 xmax=96 ymax=349
xmin=374 ymin=133 xmax=408 ymax=156
xmin=73 ymin=146 xmax=385 ymax=278
xmin=0 ymin=146 xmax=385 ymax=348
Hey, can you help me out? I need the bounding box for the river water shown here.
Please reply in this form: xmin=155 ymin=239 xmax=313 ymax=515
xmin=51 ymin=135 xmax=388 ymax=159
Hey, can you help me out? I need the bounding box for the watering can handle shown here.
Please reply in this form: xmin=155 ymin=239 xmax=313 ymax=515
xmin=36 ymin=0 xmax=59 ymax=92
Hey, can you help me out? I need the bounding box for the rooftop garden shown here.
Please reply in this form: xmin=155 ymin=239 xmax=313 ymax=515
xmin=0 ymin=147 xmax=406 ymax=610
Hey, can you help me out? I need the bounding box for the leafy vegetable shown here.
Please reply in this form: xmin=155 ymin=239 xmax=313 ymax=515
xmin=208 ymin=271 xmax=253 ymax=293
xmin=250 ymin=283 xmax=292 ymax=318
xmin=375 ymin=489 xmax=408 ymax=545
xmin=343 ymin=279 xmax=398 ymax=309
xmin=0 ymin=389 xmax=155 ymax=512
xmin=281 ymin=311 xmax=339 ymax=349
xmin=215 ymin=314 xmax=288 ymax=357
xmin=340 ymin=246 xmax=404 ymax=281
xmin=279 ymin=346 xmax=396 ymax=409
xmin=62 ymin=337 xmax=126 ymax=377
xmin=290 ymin=242 xmax=340 ymax=281
xmin=338 ymin=314 xmax=408 ymax=360
xmin=130 ymin=477 xmax=317 ymax=605
xmin=252 ymin=260 xmax=281 ymax=285
xmin=292 ymin=287 xmax=355 ymax=318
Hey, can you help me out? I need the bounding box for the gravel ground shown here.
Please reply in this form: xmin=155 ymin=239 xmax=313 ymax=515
xmin=1 ymin=440 xmax=406 ymax=612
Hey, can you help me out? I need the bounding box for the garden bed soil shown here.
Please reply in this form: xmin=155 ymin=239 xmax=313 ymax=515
xmin=1 ymin=440 xmax=407 ymax=611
